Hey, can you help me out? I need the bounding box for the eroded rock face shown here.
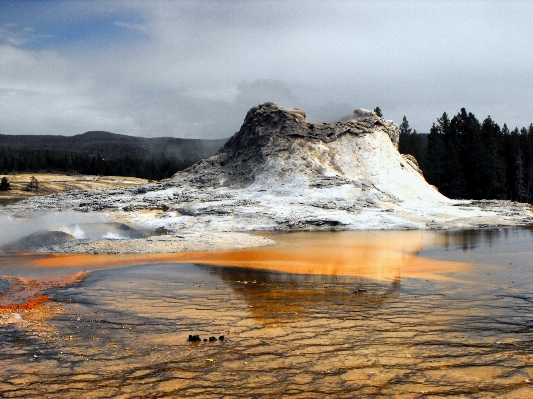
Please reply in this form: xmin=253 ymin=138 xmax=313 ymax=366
xmin=183 ymin=102 xmax=399 ymax=188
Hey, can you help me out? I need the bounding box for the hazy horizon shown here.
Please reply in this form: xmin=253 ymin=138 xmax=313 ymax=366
xmin=1 ymin=0 xmax=532 ymax=139
xmin=0 ymin=129 xmax=231 ymax=140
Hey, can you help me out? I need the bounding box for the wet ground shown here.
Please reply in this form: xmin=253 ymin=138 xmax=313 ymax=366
xmin=0 ymin=198 xmax=26 ymax=207
xmin=1 ymin=229 xmax=533 ymax=398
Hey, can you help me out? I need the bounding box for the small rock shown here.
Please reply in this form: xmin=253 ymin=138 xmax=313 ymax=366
xmin=187 ymin=334 xmax=201 ymax=342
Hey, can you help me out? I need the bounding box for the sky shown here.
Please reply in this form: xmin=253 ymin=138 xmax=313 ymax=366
xmin=1 ymin=0 xmax=532 ymax=139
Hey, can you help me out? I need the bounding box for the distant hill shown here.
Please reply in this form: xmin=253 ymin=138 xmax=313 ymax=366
xmin=0 ymin=131 xmax=228 ymax=180
xmin=0 ymin=131 xmax=227 ymax=161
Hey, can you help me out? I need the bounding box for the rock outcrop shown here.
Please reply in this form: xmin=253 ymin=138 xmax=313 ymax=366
xmin=2 ymin=102 xmax=532 ymax=253
xmin=184 ymin=103 xmax=400 ymax=188
xmin=178 ymin=102 xmax=446 ymax=209
xmin=3 ymin=231 xmax=76 ymax=252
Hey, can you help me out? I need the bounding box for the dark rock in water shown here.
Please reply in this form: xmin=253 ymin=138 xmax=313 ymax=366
xmin=209 ymin=336 xmax=217 ymax=342
xmin=187 ymin=334 xmax=201 ymax=342
xmin=4 ymin=231 xmax=76 ymax=252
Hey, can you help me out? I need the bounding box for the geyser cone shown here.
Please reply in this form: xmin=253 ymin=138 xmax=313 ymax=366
xmin=178 ymin=102 xmax=446 ymax=204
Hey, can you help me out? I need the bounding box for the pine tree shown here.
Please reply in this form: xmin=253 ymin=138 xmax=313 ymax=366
xmin=425 ymin=123 xmax=446 ymax=189
xmin=424 ymin=112 xmax=467 ymax=198
xmin=398 ymin=116 xmax=412 ymax=155
xmin=398 ymin=116 xmax=426 ymax=169
xmin=480 ymin=116 xmax=507 ymax=199
xmin=523 ymin=124 xmax=533 ymax=203
xmin=0 ymin=176 xmax=10 ymax=191
xmin=24 ymin=176 xmax=40 ymax=192
xmin=449 ymin=108 xmax=483 ymax=199
xmin=440 ymin=112 xmax=466 ymax=198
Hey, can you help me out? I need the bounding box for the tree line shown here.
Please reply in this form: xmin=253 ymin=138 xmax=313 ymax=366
xmin=398 ymin=108 xmax=533 ymax=203
xmin=0 ymin=148 xmax=195 ymax=181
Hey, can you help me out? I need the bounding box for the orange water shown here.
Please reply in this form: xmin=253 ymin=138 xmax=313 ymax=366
xmin=28 ymin=230 xmax=468 ymax=277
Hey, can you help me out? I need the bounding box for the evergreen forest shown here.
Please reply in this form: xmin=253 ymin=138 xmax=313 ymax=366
xmin=0 ymin=131 xmax=226 ymax=181
xmin=0 ymin=148 xmax=195 ymax=181
xmin=399 ymin=108 xmax=533 ymax=204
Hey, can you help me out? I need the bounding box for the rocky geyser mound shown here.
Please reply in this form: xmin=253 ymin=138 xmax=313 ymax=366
xmin=4 ymin=102 xmax=532 ymax=235
xmin=180 ymin=102 xmax=446 ymax=206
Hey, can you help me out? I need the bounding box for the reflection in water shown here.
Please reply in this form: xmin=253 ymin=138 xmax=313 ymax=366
xmin=423 ymin=228 xmax=533 ymax=290
xmin=1 ymin=229 xmax=533 ymax=398
xmin=438 ymin=227 xmax=533 ymax=251
xmin=177 ymin=230 xmax=471 ymax=280
xmin=199 ymin=265 xmax=401 ymax=322
xmin=0 ymin=230 xmax=467 ymax=310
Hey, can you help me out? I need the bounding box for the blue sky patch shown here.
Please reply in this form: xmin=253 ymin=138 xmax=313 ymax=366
xmin=0 ymin=0 xmax=148 ymax=51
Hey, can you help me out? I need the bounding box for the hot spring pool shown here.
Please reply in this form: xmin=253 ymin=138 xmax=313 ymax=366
xmin=1 ymin=229 xmax=533 ymax=398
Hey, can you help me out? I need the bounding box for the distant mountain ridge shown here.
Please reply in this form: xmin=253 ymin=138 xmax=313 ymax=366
xmin=0 ymin=131 xmax=228 ymax=161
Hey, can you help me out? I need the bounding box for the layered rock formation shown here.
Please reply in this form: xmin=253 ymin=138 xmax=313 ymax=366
xmin=3 ymin=103 xmax=532 ymax=253
xmin=182 ymin=102 xmax=440 ymax=203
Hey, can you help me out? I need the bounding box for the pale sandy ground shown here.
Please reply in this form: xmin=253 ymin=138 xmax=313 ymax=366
xmin=46 ymin=232 xmax=277 ymax=254
xmin=0 ymin=173 xmax=149 ymax=200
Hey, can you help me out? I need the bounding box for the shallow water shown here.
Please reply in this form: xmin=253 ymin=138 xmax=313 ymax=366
xmin=0 ymin=198 xmax=26 ymax=207
xmin=1 ymin=229 xmax=533 ymax=398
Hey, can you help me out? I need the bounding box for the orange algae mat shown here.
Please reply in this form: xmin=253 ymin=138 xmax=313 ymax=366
xmin=1 ymin=231 xmax=471 ymax=309
xmin=0 ymin=294 xmax=50 ymax=311
xmin=0 ymin=272 xmax=88 ymax=310
xmin=28 ymin=230 xmax=471 ymax=281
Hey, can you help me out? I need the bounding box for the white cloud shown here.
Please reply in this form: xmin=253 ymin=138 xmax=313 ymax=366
xmin=0 ymin=0 xmax=532 ymax=138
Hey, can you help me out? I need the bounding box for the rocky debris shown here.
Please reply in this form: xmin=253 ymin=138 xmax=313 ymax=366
xmin=187 ymin=334 xmax=225 ymax=343
xmin=187 ymin=335 xmax=201 ymax=342
xmin=2 ymin=102 xmax=532 ymax=255
xmin=3 ymin=231 xmax=76 ymax=252
xmin=3 ymin=230 xmax=276 ymax=254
